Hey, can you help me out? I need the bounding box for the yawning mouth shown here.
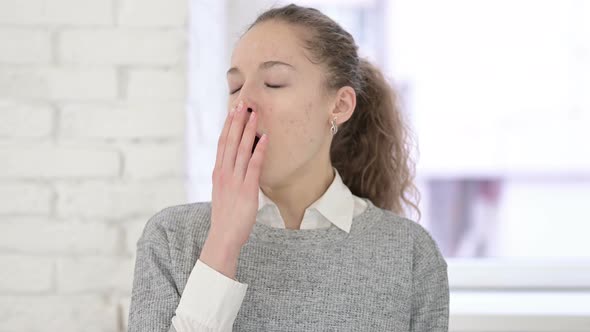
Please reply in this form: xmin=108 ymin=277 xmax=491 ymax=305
xmin=252 ymin=133 xmax=261 ymax=154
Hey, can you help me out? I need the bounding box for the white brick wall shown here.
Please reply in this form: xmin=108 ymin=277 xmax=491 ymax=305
xmin=127 ymin=69 xmax=187 ymax=100
xmin=0 ymin=29 xmax=52 ymax=64
xmin=0 ymin=0 xmax=190 ymax=330
xmin=59 ymin=103 xmax=185 ymax=139
xmin=0 ymin=295 xmax=119 ymax=332
xmin=118 ymin=0 xmax=188 ymax=27
xmin=0 ymin=101 xmax=54 ymax=138
xmin=0 ymin=0 xmax=113 ymax=26
xmin=0 ymin=183 xmax=53 ymax=214
xmin=0 ymin=67 xmax=118 ymax=100
xmin=59 ymin=29 xmax=186 ymax=65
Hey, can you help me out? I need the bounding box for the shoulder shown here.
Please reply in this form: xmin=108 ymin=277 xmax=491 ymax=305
xmin=136 ymin=201 xmax=213 ymax=249
xmin=372 ymin=207 xmax=447 ymax=271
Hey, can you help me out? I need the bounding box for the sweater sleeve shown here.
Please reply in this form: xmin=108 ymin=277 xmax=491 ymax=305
xmin=128 ymin=211 xmax=181 ymax=332
xmin=409 ymin=224 xmax=450 ymax=332
xmin=128 ymin=208 xmax=249 ymax=332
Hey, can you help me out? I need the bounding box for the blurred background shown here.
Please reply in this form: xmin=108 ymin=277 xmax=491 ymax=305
xmin=1 ymin=0 xmax=589 ymax=331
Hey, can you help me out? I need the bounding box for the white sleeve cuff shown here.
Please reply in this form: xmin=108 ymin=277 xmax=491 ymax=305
xmin=174 ymin=259 xmax=248 ymax=331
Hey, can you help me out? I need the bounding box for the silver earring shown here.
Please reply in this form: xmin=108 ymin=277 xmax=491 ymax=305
xmin=330 ymin=117 xmax=338 ymax=135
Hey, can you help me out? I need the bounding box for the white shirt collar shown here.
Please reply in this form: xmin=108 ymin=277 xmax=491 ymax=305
xmin=257 ymin=167 xmax=355 ymax=233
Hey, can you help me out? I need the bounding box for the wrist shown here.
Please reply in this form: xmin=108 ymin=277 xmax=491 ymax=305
xmin=199 ymin=230 xmax=242 ymax=279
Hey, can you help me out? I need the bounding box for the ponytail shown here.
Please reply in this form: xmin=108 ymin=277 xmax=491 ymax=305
xmin=331 ymin=58 xmax=420 ymax=218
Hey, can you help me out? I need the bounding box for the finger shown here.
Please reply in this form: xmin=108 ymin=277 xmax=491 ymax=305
xmin=234 ymin=110 xmax=258 ymax=179
xmin=214 ymin=107 xmax=236 ymax=171
xmin=222 ymin=101 xmax=248 ymax=172
xmin=244 ymin=133 xmax=268 ymax=192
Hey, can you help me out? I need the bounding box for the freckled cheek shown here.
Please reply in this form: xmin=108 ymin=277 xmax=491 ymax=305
xmin=280 ymin=118 xmax=321 ymax=149
xmin=271 ymin=118 xmax=303 ymax=150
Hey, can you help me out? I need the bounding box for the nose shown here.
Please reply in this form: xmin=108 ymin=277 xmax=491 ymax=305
xmin=237 ymin=88 xmax=258 ymax=113
xmin=242 ymin=98 xmax=257 ymax=114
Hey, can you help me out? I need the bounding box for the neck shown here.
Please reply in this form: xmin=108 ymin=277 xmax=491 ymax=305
xmin=260 ymin=158 xmax=335 ymax=230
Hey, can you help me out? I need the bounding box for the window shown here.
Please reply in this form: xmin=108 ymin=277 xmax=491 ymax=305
xmin=386 ymin=0 xmax=590 ymax=261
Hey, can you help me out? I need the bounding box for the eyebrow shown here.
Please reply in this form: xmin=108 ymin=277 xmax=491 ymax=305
xmin=226 ymin=61 xmax=295 ymax=76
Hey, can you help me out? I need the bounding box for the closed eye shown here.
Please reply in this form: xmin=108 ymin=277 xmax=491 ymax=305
xmin=229 ymin=83 xmax=284 ymax=95
xmin=265 ymin=83 xmax=283 ymax=89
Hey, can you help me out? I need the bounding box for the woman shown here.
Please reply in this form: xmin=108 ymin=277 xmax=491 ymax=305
xmin=128 ymin=4 xmax=449 ymax=332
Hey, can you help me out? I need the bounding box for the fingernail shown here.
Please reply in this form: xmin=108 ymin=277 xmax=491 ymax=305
xmin=237 ymin=100 xmax=244 ymax=112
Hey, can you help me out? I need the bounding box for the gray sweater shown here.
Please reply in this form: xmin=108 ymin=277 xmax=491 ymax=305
xmin=128 ymin=197 xmax=449 ymax=331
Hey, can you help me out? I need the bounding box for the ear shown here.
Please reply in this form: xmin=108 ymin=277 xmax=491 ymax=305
xmin=330 ymin=86 xmax=356 ymax=125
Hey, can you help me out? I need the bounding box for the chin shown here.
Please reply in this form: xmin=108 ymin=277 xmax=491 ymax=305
xmin=257 ymin=165 xmax=285 ymax=190
xmin=258 ymin=162 xmax=303 ymax=191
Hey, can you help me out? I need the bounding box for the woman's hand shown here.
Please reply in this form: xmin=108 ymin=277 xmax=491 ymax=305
xmin=199 ymin=100 xmax=269 ymax=279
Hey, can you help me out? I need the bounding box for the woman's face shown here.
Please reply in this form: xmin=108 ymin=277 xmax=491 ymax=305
xmin=227 ymin=20 xmax=335 ymax=186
